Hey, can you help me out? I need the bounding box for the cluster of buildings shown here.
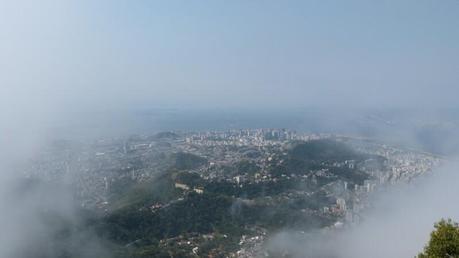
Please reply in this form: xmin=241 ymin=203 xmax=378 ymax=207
xmin=21 ymin=129 xmax=442 ymax=257
xmin=184 ymin=129 xmax=328 ymax=146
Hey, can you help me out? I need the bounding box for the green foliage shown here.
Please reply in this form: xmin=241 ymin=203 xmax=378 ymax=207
xmin=235 ymin=160 xmax=261 ymax=175
xmin=63 ymin=140 xmax=383 ymax=257
xmin=172 ymin=152 xmax=207 ymax=170
xmin=204 ymin=179 xmax=299 ymax=198
xmin=110 ymin=172 xmax=180 ymax=210
xmin=289 ymin=190 xmax=333 ymax=210
xmin=289 ymin=139 xmax=362 ymax=162
xmin=418 ymin=219 xmax=459 ymax=258
xmin=328 ymin=167 xmax=368 ymax=185
xmin=100 ymin=192 xmax=239 ymax=242
xmin=269 ymin=139 xmax=373 ymax=185
xmin=174 ymin=171 xmax=204 ymax=187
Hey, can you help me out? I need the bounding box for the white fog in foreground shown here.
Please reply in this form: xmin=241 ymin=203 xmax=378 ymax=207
xmin=267 ymin=161 xmax=459 ymax=258
xmin=0 ymin=0 xmax=458 ymax=257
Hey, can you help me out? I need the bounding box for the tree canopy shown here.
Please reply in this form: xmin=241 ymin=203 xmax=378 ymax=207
xmin=418 ymin=219 xmax=459 ymax=258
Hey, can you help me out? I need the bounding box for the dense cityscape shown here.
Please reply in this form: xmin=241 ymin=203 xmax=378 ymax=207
xmin=20 ymin=129 xmax=441 ymax=257
xmin=2 ymin=1 xmax=459 ymax=257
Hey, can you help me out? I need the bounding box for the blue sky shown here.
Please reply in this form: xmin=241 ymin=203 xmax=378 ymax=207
xmin=1 ymin=0 xmax=458 ymax=111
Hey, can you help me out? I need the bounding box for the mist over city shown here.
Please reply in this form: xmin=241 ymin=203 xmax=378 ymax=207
xmin=1 ymin=1 xmax=459 ymax=257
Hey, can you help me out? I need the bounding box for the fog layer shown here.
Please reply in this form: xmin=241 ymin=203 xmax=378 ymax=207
xmin=267 ymin=162 xmax=459 ymax=258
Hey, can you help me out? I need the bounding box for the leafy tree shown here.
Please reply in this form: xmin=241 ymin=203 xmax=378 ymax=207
xmin=418 ymin=219 xmax=459 ymax=258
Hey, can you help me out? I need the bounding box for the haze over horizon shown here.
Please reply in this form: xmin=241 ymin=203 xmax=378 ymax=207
xmin=1 ymin=1 xmax=459 ymax=258
xmin=1 ymin=0 xmax=459 ymax=115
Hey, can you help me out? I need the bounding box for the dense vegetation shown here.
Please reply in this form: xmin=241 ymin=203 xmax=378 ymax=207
xmin=289 ymin=139 xmax=363 ymax=162
xmin=171 ymin=152 xmax=208 ymax=170
xmin=94 ymin=140 xmax=368 ymax=256
xmin=97 ymin=171 xmax=335 ymax=257
xmin=418 ymin=219 xmax=459 ymax=258
xmin=16 ymin=139 xmax=375 ymax=257
xmin=269 ymin=139 xmax=375 ymax=185
xmin=235 ymin=160 xmax=261 ymax=175
xmin=109 ymin=172 xmax=181 ymax=210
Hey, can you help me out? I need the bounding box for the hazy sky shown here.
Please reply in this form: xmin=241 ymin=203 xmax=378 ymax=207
xmin=0 ymin=2 xmax=458 ymax=257
xmin=1 ymin=0 xmax=459 ymax=113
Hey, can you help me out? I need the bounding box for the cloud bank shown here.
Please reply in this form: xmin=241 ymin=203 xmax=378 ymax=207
xmin=266 ymin=161 xmax=459 ymax=258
